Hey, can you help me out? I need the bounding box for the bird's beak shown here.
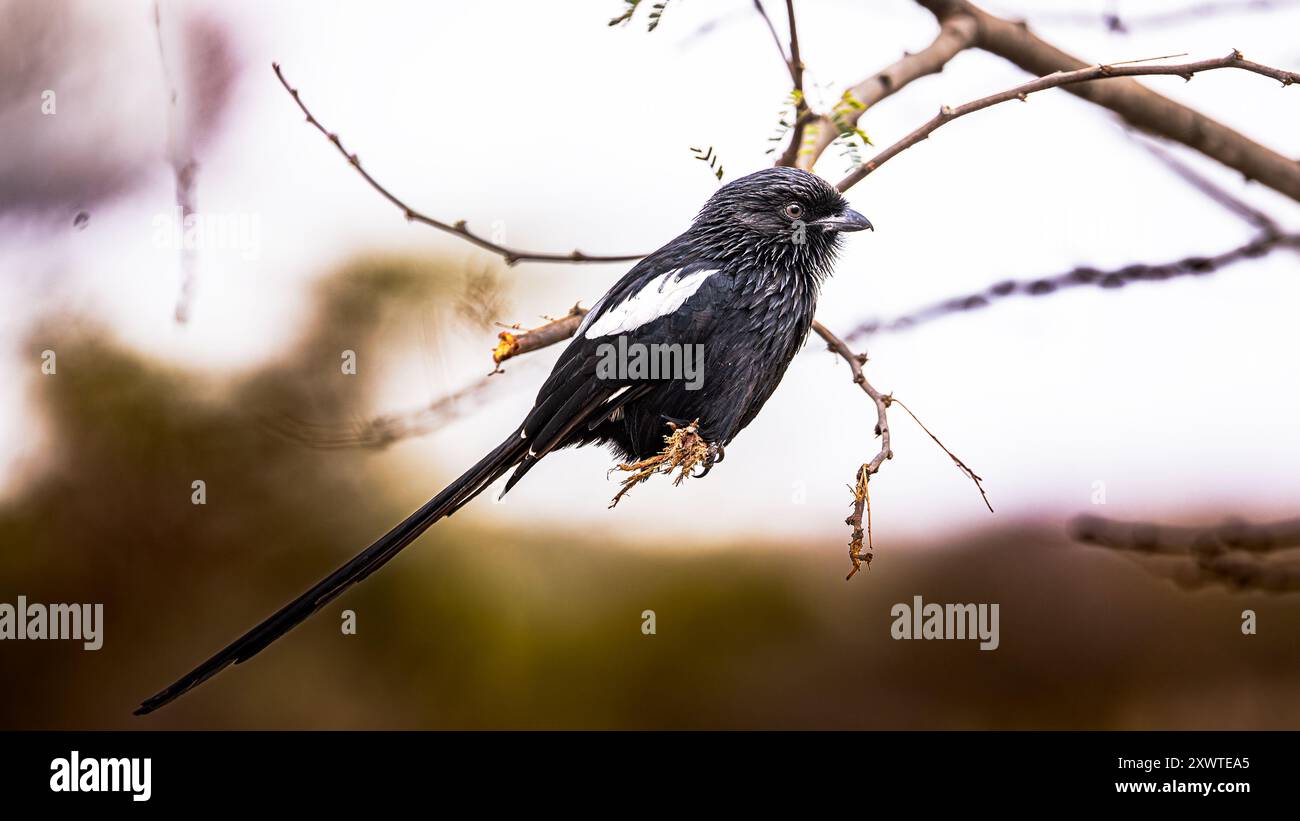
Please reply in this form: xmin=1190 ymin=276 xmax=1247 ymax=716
xmin=814 ymin=208 xmax=873 ymax=233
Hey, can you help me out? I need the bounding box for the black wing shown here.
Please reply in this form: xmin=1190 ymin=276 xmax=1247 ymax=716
xmin=500 ymin=246 xmax=730 ymax=489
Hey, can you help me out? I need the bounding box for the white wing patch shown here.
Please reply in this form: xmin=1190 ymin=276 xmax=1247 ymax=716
xmin=582 ymin=268 xmax=718 ymax=339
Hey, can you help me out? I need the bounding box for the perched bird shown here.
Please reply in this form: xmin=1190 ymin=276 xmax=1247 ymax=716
xmin=135 ymin=166 xmax=871 ymax=714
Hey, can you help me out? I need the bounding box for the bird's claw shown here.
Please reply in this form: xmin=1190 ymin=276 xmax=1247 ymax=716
xmin=694 ymin=441 xmax=725 ymax=478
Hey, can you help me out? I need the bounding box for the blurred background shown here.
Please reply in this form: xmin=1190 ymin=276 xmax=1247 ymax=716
xmin=1 ymin=0 xmax=1298 ymax=729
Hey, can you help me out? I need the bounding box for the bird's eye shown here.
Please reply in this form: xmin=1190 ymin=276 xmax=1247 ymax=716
xmin=784 ymin=203 xmax=804 ymax=220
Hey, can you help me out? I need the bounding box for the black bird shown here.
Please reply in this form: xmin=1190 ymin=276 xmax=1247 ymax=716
xmin=135 ymin=167 xmax=871 ymax=715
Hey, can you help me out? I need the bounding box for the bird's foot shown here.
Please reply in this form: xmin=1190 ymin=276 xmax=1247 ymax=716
xmin=607 ymin=419 xmax=711 ymax=508
xmin=693 ymin=441 xmax=725 ymax=478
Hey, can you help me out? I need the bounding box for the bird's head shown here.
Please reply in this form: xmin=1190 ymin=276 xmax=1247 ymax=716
xmin=690 ymin=167 xmax=871 ymax=274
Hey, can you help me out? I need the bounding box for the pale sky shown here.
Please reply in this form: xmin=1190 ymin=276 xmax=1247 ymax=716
xmin=2 ymin=0 xmax=1298 ymax=546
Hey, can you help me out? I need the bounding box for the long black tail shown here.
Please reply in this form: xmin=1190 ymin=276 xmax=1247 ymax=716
xmin=135 ymin=428 xmax=529 ymax=715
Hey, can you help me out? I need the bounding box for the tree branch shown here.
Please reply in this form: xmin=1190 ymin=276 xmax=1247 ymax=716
xmin=752 ymin=0 xmax=790 ymax=67
xmin=758 ymin=0 xmax=819 ymax=169
xmin=490 ymin=305 xmax=589 ymax=369
xmin=913 ymin=0 xmax=1300 ymax=202
xmin=811 ymin=321 xmax=893 ymax=578
xmin=810 ymin=322 xmax=990 ymax=578
xmin=784 ymin=0 xmax=804 ymax=92
xmin=1072 ymin=514 xmax=1300 ymax=592
xmin=892 ymin=398 xmax=991 ymax=513
xmin=271 ymin=63 xmax=646 ymax=265
xmin=837 ymin=49 xmax=1299 ymax=192
xmin=846 ymin=229 xmax=1299 ymax=340
xmin=786 ymin=14 xmax=978 ymax=170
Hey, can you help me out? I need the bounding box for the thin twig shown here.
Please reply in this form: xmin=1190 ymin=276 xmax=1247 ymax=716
xmin=813 ymin=322 xmax=992 ymax=577
xmin=837 ymin=49 xmax=1300 ymax=192
xmin=1136 ymin=137 xmax=1282 ymax=235
xmin=751 ymin=0 xmax=789 ymax=66
xmin=846 ymin=230 xmax=1299 ymax=341
xmin=811 ymin=321 xmax=892 ymax=578
xmin=892 ymin=398 xmax=992 ymax=513
xmin=271 ymin=63 xmax=646 ymax=266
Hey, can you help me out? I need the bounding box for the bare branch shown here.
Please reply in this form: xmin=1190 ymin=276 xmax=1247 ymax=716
xmin=752 ymin=0 xmax=790 ymax=67
xmin=914 ymin=0 xmax=1300 ymax=203
xmin=1072 ymin=514 xmax=1300 ymax=592
xmin=810 ymin=320 xmax=893 ymax=579
xmin=491 ymin=305 xmax=588 ymax=370
xmin=271 ymin=63 xmax=646 ymax=266
xmin=786 ymin=14 xmax=978 ymax=170
xmin=783 ymin=0 xmax=805 ymax=95
xmin=892 ymin=398 xmax=991 ymax=513
xmin=846 ymin=230 xmax=1300 ymax=341
xmin=756 ymin=0 xmax=820 ymax=169
xmin=837 ymin=49 xmax=1300 ymax=192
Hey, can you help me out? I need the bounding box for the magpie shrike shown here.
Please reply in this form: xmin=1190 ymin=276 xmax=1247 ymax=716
xmin=135 ymin=167 xmax=871 ymax=714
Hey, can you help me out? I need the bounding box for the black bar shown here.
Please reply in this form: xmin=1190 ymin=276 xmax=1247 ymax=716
xmin=0 ymin=730 xmax=1284 ymax=808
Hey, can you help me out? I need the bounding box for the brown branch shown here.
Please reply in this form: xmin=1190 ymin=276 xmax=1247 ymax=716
xmin=271 ymin=63 xmax=646 ymax=266
xmin=783 ymin=0 xmax=804 ymax=90
xmin=786 ymin=14 xmax=978 ymax=170
xmin=491 ymin=305 xmax=588 ymax=369
xmin=812 ymin=322 xmax=992 ymax=578
xmin=912 ymin=0 xmax=1300 ymax=203
xmin=811 ymin=321 xmax=892 ymax=579
xmin=752 ymin=0 xmax=790 ymax=68
xmin=838 ymin=49 xmax=1300 ymax=192
xmin=1072 ymin=514 xmax=1300 ymax=593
